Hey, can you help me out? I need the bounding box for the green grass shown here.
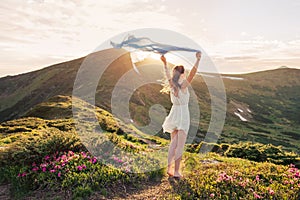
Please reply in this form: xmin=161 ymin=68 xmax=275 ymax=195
xmin=174 ymin=152 xmax=300 ymax=199
xmin=0 ymin=82 xmax=299 ymax=199
xmin=1 ymin=114 xmax=300 ymax=199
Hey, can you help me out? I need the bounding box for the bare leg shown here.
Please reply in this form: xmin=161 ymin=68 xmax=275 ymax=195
xmin=167 ymin=130 xmax=178 ymax=175
xmin=174 ymin=130 xmax=187 ymax=177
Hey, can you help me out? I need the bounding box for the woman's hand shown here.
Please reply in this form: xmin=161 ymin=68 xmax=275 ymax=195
xmin=196 ymin=51 xmax=201 ymax=60
xmin=160 ymin=55 xmax=167 ymax=65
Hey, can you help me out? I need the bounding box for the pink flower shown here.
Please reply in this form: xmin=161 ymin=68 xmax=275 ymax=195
xmin=92 ymin=157 xmax=97 ymax=164
xmin=81 ymin=152 xmax=87 ymax=158
xmin=32 ymin=162 xmax=37 ymax=167
xmin=77 ymin=166 xmax=83 ymax=171
xmin=269 ymin=189 xmax=275 ymax=195
xmin=82 ymin=164 xmax=86 ymax=169
xmin=113 ymin=156 xmax=118 ymax=162
xmin=58 ymin=172 xmax=61 ymax=177
xmin=40 ymin=163 xmax=47 ymax=168
xmin=21 ymin=172 xmax=26 ymax=177
xmin=42 ymin=167 xmax=47 ymax=172
xmin=253 ymin=192 xmax=261 ymax=199
xmin=44 ymin=155 xmax=50 ymax=160
xmin=288 ymin=168 xmax=296 ymax=173
xmin=61 ymin=155 xmax=67 ymax=161
xmin=68 ymin=151 xmax=74 ymax=156
xmin=50 ymin=169 xmax=56 ymax=173
xmin=54 ymin=165 xmax=61 ymax=169
xmin=217 ymin=172 xmax=233 ymax=182
xmin=239 ymin=181 xmax=247 ymax=187
xmin=32 ymin=167 xmax=39 ymax=172
xmin=210 ymin=193 xmax=215 ymax=197
xmin=255 ymin=175 xmax=260 ymax=181
xmin=290 ymin=164 xmax=295 ymax=168
xmin=125 ymin=166 xmax=131 ymax=173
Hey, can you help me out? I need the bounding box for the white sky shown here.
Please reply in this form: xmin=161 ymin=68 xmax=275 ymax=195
xmin=0 ymin=0 xmax=299 ymax=77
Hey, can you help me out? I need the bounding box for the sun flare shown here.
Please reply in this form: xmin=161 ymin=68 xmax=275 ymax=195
xmin=130 ymin=50 xmax=193 ymax=69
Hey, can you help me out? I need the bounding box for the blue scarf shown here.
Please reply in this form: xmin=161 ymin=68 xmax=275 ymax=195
xmin=111 ymin=34 xmax=201 ymax=55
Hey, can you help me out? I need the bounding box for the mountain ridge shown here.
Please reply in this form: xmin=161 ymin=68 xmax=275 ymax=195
xmin=0 ymin=49 xmax=299 ymax=152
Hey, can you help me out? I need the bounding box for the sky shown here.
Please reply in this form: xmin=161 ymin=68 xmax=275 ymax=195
xmin=0 ymin=0 xmax=300 ymax=77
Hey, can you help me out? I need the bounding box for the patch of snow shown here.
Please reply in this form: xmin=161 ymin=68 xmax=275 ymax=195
xmin=200 ymin=73 xmax=216 ymax=78
xmin=247 ymin=108 xmax=252 ymax=113
xmin=234 ymin=112 xmax=247 ymax=121
xmin=237 ymin=108 xmax=243 ymax=113
xmin=200 ymin=74 xmax=244 ymax=80
xmin=221 ymin=76 xmax=244 ymax=80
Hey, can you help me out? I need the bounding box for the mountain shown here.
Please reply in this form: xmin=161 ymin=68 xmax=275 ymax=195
xmin=0 ymin=48 xmax=132 ymax=122
xmin=0 ymin=49 xmax=299 ymax=152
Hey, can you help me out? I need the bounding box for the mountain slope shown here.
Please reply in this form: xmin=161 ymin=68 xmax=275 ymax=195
xmin=0 ymin=50 xmax=299 ymax=152
xmin=0 ymin=48 xmax=132 ymax=122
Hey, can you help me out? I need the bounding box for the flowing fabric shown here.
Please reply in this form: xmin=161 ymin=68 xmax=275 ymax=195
xmin=110 ymin=34 xmax=201 ymax=55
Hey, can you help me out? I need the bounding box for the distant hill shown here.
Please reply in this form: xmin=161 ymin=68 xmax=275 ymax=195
xmin=0 ymin=48 xmax=135 ymax=122
xmin=0 ymin=49 xmax=299 ymax=152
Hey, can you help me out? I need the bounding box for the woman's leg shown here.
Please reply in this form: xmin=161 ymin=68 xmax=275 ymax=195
xmin=174 ymin=130 xmax=187 ymax=177
xmin=167 ymin=130 xmax=178 ymax=175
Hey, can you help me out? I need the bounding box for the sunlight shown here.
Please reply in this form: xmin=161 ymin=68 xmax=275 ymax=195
xmin=150 ymin=52 xmax=193 ymax=69
xmin=130 ymin=51 xmax=150 ymax=63
xmin=130 ymin=50 xmax=195 ymax=71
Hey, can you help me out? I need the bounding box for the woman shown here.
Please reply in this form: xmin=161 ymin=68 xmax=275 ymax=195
xmin=161 ymin=52 xmax=201 ymax=178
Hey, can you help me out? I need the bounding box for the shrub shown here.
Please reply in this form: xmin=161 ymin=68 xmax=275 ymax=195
xmin=178 ymin=154 xmax=300 ymax=199
xmin=0 ymin=129 xmax=85 ymax=167
xmin=186 ymin=142 xmax=223 ymax=154
xmin=224 ymin=142 xmax=298 ymax=165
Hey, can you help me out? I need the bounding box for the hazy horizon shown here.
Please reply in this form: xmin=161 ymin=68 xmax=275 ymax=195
xmin=0 ymin=48 xmax=298 ymax=79
xmin=1 ymin=0 xmax=300 ymax=77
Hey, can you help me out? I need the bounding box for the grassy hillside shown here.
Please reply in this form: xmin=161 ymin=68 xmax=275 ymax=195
xmin=0 ymin=49 xmax=299 ymax=153
xmin=0 ymin=48 xmax=131 ymax=122
xmin=0 ymin=96 xmax=299 ymax=199
xmin=220 ymin=68 xmax=300 ymax=152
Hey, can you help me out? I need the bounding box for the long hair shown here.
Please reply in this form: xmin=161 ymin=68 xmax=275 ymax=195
xmin=160 ymin=65 xmax=185 ymax=96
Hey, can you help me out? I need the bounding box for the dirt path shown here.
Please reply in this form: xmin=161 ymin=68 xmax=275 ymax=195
xmin=89 ymin=174 xmax=184 ymax=200
xmin=92 ymin=162 xmax=188 ymax=200
xmin=0 ymin=184 xmax=10 ymax=200
xmin=0 ymin=175 xmax=186 ymax=200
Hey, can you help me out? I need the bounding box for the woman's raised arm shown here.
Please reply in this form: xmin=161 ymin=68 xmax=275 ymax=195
xmin=182 ymin=52 xmax=201 ymax=88
xmin=161 ymin=55 xmax=173 ymax=87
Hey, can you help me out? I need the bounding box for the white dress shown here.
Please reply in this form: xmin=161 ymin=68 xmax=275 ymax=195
xmin=162 ymin=86 xmax=190 ymax=134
